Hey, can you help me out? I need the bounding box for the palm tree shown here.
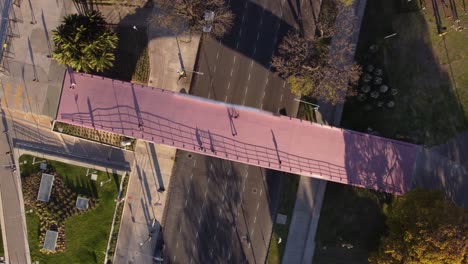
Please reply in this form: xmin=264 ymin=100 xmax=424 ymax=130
xmin=52 ymin=11 xmax=118 ymax=73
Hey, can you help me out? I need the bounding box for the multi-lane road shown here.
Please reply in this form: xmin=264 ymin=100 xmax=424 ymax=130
xmin=162 ymin=0 xmax=319 ymax=262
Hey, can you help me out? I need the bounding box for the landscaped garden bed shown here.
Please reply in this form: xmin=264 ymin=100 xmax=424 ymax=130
xmin=106 ymin=173 xmax=129 ymax=261
xmin=53 ymin=121 xmax=136 ymax=151
xmin=20 ymin=155 xmax=121 ymax=263
xmin=102 ymin=25 xmax=150 ymax=84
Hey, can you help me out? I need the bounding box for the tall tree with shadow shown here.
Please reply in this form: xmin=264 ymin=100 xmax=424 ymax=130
xmin=152 ymin=0 xmax=235 ymax=38
xmin=52 ymin=11 xmax=118 ymax=73
xmin=369 ymin=188 xmax=468 ymax=264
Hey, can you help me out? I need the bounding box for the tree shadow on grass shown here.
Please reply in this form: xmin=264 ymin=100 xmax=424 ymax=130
xmin=342 ymin=0 xmax=466 ymax=146
xmin=314 ymin=182 xmax=392 ymax=263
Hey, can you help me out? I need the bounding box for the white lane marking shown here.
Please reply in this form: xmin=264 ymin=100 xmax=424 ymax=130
xmin=193 ymin=244 xmax=196 ymax=252
xmin=242 ymin=15 xmax=245 ymax=23
xmin=260 ymin=189 xmax=263 ymax=196
xmin=198 ymin=215 xmax=202 ymax=224
xmin=280 ymin=94 xmax=284 ymax=102
xmin=176 ymin=242 xmax=179 ymax=248
xmin=244 ymin=1 xmax=248 ymax=8
xmin=225 ymin=95 xmax=228 ymax=102
xmin=230 ymin=69 xmax=233 ymax=76
xmin=257 ymin=203 xmax=260 ymax=210
xmin=254 ymin=216 xmax=257 ymax=223
xmin=210 ymin=79 xmax=214 ymax=87
xmin=185 ymin=199 xmax=188 ymax=207
xmin=236 ymin=42 xmax=240 ymax=49
xmin=233 ymin=56 xmax=237 ymax=63
xmin=227 ymin=82 xmax=231 ymax=90
xmin=213 ymin=65 xmax=217 ymax=73
xmin=179 ymin=226 xmax=182 ymax=233
xmin=260 ymin=103 xmax=263 ymax=109
xmin=208 ymin=91 xmax=211 ymax=98
xmin=248 ymin=74 xmax=251 ymax=81
xmin=257 ymin=32 xmax=260 ymax=40
xmin=216 ymin=221 xmax=220 ymax=228
xmin=265 ymin=78 xmax=269 ymax=85
xmin=253 ymin=47 xmax=257 ymax=55
xmin=193 ymin=159 xmax=197 ymax=167
xmin=250 ymin=60 xmax=254 ymax=67
xmin=173 ymin=255 xmax=176 ymax=262
xmin=195 ymin=231 xmax=199 ymax=238
xmin=210 ymin=163 xmax=213 ymax=171
xmin=283 ymin=81 xmax=286 ymax=88
xmin=190 ymin=173 xmax=193 ymax=180
xmin=219 ymin=207 xmax=222 ymax=216
xmin=208 ymin=177 xmax=211 ymax=184
xmin=239 ymin=29 xmax=243 ymax=37
xmin=216 ymin=52 xmax=220 ymax=60
xmin=204 ymin=189 xmax=208 ymax=198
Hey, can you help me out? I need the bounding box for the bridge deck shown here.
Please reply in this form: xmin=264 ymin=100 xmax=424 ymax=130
xmin=56 ymin=72 xmax=421 ymax=194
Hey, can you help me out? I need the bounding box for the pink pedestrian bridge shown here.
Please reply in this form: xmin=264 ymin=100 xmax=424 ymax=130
xmin=56 ymin=72 xmax=421 ymax=194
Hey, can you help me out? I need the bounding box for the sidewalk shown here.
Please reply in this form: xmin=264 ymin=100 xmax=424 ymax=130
xmin=282 ymin=0 xmax=368 ymax=263
xmin=113 ymin=6 xmax=201 ymax=262
xmin=0 ymin=0 xmax=72 ymax=120
xmin=0 ymin=0 xmax=75 ymax=263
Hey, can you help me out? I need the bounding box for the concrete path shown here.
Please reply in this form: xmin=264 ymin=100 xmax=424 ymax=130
xmin=0 ymin=0 xmax=74 ymax=262
xmin=113 ymin=141 xmax=174 ymax=264
xmin=413 ymin=131 xmax=468 ymax=208
xmin=0 ymin=0 xmax=72 ymax=119
xmin=113 ymin=7 xmax=201 ymax=262
xmin=0 ymin=111 xmax=29 ymax=264
xmin=283 ymin=0 xmax=368 ymax=263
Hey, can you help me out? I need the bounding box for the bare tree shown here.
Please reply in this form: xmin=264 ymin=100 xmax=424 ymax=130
xmin=271 ymin=31 xmax=327 ymax=79
xmin=152 ymin=0 xmax=234 ymax=38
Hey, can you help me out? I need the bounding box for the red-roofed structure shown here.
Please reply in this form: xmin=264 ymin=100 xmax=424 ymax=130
xmin=56 ymin=71 xmax=421 ymax=194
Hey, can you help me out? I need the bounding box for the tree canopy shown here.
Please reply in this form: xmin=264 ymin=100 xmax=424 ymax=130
xmin=52 ymin=11 xmax=118 ymax=73
xmin=271 ymin=0 xmax=361 ymax=104
xmin=369 ymin=189 xmax=468 ymax=264
xmin=152 ymin=0 xmax=234 ymax=38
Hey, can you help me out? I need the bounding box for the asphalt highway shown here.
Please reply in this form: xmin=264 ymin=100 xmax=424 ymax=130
xmin=162 ymin=0 xmax=320 ymax=262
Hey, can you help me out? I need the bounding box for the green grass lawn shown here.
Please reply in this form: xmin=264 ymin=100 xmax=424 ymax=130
xmin=313 ymin=183 xmax=392 ymax=263
xmin=266 ymin=174 xmax=300 ymax=264
xmin=315 ymin=0 xmax=468 ymax=262
xmin=20 ymin=155 xmax=120 ymax=264
xmin=342 ymin=0 xmax=468 ymax=146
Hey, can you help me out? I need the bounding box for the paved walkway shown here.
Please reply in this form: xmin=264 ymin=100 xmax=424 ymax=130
xmin=0 ymin=0 xmax=74 ymax=262
xmin=413 ymin=131 xmax=468 ymax=208
xmin=113 ymin=9 xmax=201 ymax=262
xmin=57 ymin=71 xmax=420 ymax=194
xmin=113 ymin=141 xmax=174 ymax=263
xmin=283 ymin=0 xmax=368 ymax=262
